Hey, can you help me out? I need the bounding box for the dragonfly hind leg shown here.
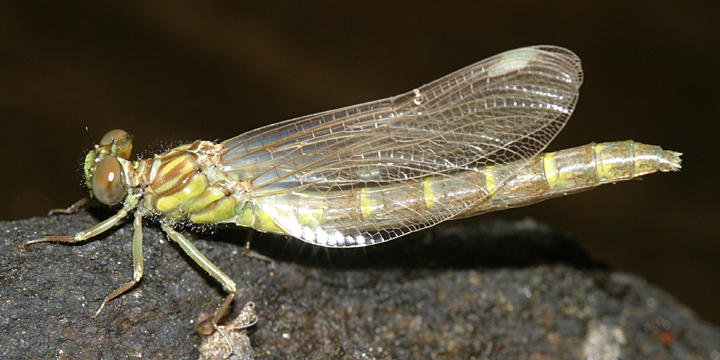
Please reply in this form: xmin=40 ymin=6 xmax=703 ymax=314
xmin=160 ymin=223 xmax=237 ymax=335
xmin=241 ymin=230 xmax=274 ymax=263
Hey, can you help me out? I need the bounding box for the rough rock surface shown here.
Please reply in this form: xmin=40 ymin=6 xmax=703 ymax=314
xmin=1 ymin=210 xmax=718 ymax=359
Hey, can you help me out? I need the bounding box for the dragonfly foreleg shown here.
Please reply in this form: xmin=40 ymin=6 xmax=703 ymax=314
xmin=25 ymin=201 xmax=133 ymax=247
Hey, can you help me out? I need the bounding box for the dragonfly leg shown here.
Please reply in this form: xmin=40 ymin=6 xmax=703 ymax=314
xmin=160 ymin=223 xmax=237 ymax=333
xmin=241 ymin=231 xmax=274 ymax=262
xmin=47 ymin=197 xmax=90 ymax=215
xmin=25 ymin=206 xmax=130 ymax=247
xmin=94 ymin=212 xmax=145 ymax=317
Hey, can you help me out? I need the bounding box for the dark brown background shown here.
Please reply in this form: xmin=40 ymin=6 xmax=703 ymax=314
xmin=2 ymin=1 xmax=718 ymax=326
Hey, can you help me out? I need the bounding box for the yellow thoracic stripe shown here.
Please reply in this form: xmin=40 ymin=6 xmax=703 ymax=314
xmin=155 ymin=174 xmax=207 ymax=212
xmin=181 ymin=187 xmax=226 ymax=214
xmin=152 ymin=154 xmax=196 ymax=194
xmin=189 ymin=196 xmax=236 ymax=223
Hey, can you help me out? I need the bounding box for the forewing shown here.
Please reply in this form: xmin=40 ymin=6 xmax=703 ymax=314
xmin=221 ymin=46 xmax=583 ymax=246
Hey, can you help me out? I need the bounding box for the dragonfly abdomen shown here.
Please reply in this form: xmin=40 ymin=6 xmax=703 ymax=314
xmin=465 ymin=140 xmax=682 ymax=216
xmin=242 ymin=141 xmax=680 ymax=245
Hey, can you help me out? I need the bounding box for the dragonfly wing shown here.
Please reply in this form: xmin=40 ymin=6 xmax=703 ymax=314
xmin=221 ymin=45 xmax=583 ymax=246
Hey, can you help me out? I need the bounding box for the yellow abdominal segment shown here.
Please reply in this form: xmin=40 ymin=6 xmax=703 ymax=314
xmin=542 ymin=152 xmax=561 ymax=188
xmin=484 ymin=166 xmax=498 ymax=196
xmin=423 ymin=178 xmax=435 ymax=208
xmin=359 ymin=187 xmax=374 ymax=218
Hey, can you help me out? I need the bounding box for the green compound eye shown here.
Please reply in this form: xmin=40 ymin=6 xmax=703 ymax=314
xmin=92 ymin=156 xmax=126 ymax=205
xmin=100 ymin=129 xmax=133 ymax=160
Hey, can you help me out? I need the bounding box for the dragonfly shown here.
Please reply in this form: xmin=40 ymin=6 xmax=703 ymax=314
xmin=26 ymin=45 xmax=681 ymax=332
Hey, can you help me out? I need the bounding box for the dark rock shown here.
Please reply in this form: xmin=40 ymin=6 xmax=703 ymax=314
xmin=1 ymin=211 xmax=718 ymax=359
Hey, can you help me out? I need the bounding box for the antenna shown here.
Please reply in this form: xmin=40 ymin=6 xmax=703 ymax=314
xmin=84 ymin=126 xmax=95 ymax=145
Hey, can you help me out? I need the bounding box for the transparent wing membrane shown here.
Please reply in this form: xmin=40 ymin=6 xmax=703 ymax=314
xmin=221 ymin=46 xmax=583 ymax=246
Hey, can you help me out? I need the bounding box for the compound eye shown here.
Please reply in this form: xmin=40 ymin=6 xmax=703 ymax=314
xmin=92 ymin=157 xmax=126 ymax=205
xmin=100 ymin=129 xmax=129 ymax=146
xmin=99 ymin=129 xmax=132 ymax=159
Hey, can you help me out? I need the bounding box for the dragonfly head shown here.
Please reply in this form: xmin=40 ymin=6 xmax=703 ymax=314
xmin=83 ymin=129 xmax=133 ymax=206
